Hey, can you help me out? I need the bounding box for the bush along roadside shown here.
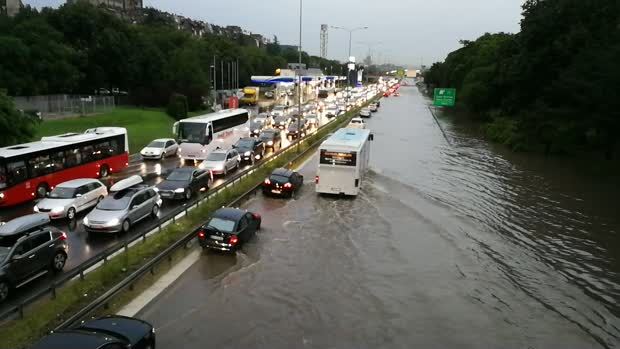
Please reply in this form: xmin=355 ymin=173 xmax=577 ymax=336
xmin=0 ymin=96 xmax=380 ymax=349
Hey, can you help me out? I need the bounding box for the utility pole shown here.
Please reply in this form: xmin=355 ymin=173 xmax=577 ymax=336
xmin=297 ymin=0 xmax=303 ymax=153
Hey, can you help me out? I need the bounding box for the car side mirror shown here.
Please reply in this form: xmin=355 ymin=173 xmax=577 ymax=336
xmin=132 ymin=205 xmax=139 ymax=210
xmin=369 ymin=133 xmax=375 ymax=141
xmin=75 ymin=194 xmax=82 ymax=198
xmin=11 ymin=253 xmax=23 ymax=261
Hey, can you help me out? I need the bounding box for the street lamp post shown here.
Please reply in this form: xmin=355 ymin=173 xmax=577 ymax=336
xmin=331 ymin=25 xmax=368 ymax=108
xmin=297 ymin=0 xmax=303 ymax=153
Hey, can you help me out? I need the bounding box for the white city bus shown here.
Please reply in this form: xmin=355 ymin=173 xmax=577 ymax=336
xmin=315 ymin=128 xmax=373 ymax=196
xmin=173 ymin=109 xmax=250 ymax=161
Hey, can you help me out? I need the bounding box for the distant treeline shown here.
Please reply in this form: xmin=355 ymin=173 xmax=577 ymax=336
xmin=0 ymin=2 xmax=343 ymax=111
xmin=423 ymin=0 xmax=619 ymax=158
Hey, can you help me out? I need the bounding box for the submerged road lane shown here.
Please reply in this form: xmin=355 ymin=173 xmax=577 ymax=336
xmin=137 ymin=84 xmax=619 ymax=348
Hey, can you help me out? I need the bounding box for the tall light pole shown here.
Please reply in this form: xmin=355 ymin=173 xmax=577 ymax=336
xmin=331 ymin=25 xmax=368 ymax=106
xmin=297 ymin=0 xmax=303 ymax=153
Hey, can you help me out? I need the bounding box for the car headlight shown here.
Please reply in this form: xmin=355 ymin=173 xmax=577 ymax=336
xmin=0 ymin=192 xmax=4 ymax=199
xmin=82 ymin=216 xmax=89 ymax=225
xmin=267 ymin=141 xmax=273 ymax=145
xmin=174 ymin=188 xmax=185 ymax=193
xmin=153 ymin=187 xmax=159 ymax=192
xmin=33 ymin=205 xmax=40 ymax=212
xmin=201 ymin=149 xmax=207 ymax=153
xmin=244 ymin=151 xmax=251 ymax=156
xmin=105 ymin=218 xmax=120 ymax=227
xmin=51 ymin=207 xmax=65 ymax=214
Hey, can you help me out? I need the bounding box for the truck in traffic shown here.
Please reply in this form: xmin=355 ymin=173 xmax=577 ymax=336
xmin=240 ymin=87 xmax=260 ymax=105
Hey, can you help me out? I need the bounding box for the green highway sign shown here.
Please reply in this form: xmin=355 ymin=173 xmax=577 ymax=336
xmin=433 ymin=88 xmax=456 ymax=107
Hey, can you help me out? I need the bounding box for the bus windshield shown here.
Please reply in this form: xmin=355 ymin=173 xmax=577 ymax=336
xmin=0 ymin=164 xmax=6 ymax=189
xmin=178 ymin=122 xmax=206 ymax=143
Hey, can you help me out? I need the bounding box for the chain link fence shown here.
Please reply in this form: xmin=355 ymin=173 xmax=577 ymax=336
xmin=12 ymin=95 xmax=116 ymax=120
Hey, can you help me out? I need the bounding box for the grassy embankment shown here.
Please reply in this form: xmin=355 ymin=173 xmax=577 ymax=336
xmin=0 ymin=97 xmax=378 ymax=349
xmin=34 ymin=108 xmax=176 ymax=154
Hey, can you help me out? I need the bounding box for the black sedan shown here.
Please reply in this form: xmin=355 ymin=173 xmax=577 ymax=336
xmin=197 ymin=207 xmax=262 ymax=252
xmin=262 ymin=167 xmax=304 ymax=197
xmin=259 ymin=129 xmax=282 ymax=150
xmin=156 ymin=167 xmax=211 ymax=200
xmin=249 ymin=120 xmax=265 ymax=137
xmin=274 ymin=115 xmax=291 ymax=130
xmin=286 ymin=119 xmax=308 ymax=139
xmin=31 ymin=315 xmax=155 ymax=349
xmin=233 ymin=137 xmax=265 ymax=164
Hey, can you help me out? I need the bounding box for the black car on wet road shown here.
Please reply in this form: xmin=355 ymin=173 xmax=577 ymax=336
xmin=31 ymin=315 xmax=156 ymax=349
xmin=259 ymin=129 xmax=282 ymax=150
xmin=197 ymin=207 xmax=261 ymax=252
xmin=233 ymin=137 xmax=266 ymax=164
xmin=155 ymin=167 xmax=211 ymax=200
xmin=262 ymin=168 xmax=304 ymax=198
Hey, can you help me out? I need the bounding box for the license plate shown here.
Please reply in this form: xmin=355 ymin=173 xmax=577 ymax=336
xmin=271 ymin=190 xmax=282 ymax=194
xmin=210 ymin=235 xmax=223 ymax=241
xmin=331 ymin=188 xmax=341 ymax=192
xmin=91 ymin=224 xmax=103 ymax=229
xmin=161 ymin=193 xmax=172 ymax=198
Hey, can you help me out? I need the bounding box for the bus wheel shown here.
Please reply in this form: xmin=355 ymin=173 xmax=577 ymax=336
xmin=99 ymin=165 xmax=110 ymax=178
xmin=36 ymin=184 xmax=49 ymax=198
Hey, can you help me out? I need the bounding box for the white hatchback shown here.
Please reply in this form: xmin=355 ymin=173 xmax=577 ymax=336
xmin=140 ymin=138 xmax=178 ymax=160
xmin=34 ymin=179 xmax=108 ymax=220
xmin=348 ymin=117 xmax=366 ymax=129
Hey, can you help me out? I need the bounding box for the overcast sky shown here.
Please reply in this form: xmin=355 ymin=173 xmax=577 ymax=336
xmin=27 ymin=0 xmax=524 ymax=66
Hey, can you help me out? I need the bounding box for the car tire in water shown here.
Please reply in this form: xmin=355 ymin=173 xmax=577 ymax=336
xmin=51 ymin=252 xmax=67 ymax=272
xmin=36 ymin=183 xmax=49 ymax=199
xmin=122 ymin=219 xmax=131 ymax=233
xmin=99 ymin=165 xmax=110 ymax=178
xmin=0 ymin=280 xmax=9 ymax=303
xmin=66 ymin=207 xmax=76 ymax=220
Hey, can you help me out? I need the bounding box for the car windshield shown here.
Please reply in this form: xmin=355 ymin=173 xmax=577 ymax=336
xmin=147 ymin=141 xmax=166 ymax=148
xmin=207 ymin=217 xmax=236 ymax=233
xmin=250 ymin=121 xmax=263 ymax=129
xmin=167 ymin=170 xmax=191 ymax=181
xmin=236 ymin=139 xmax=256 ymax=148
xmin=49 ymin=186 xmax=77 ymax=199
xmin=207 ymin=152 xmax=227 ymax=161
xmin=270 ymin=174 xmax=290 ymax=183
xmin=275 ymin=116 xmax=288 ymax=122
xmin=260 ymin=133 xmax=274 ymax=140
xmin=96 ymin=194 xmax=131 ymax=211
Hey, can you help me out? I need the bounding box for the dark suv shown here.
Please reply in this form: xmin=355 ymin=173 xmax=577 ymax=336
xmin=233 ymin=137 xmax=266 ymax=164
xmin=259 ymin=129 xmax=282 ymax=150
xmin=0 ymin=213 xmax=68 ymax=302
xmin=32 ymin=315 xmax=155 ymax=349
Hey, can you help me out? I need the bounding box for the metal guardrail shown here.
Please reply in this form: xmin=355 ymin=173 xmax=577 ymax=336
xmin=0 ymin=97 xmax=374 ymax=323
xmin=54 ymin=98 xmax=370 ymax=330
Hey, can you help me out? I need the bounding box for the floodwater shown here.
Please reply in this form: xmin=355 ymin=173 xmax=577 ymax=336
xmin=139 ymin=82 xmax=620 ymax=348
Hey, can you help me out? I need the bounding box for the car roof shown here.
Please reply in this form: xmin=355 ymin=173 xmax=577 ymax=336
xmin=170 ymin=167 xmax=196 ymax=173
xmin=30 ymin=330 xmax=123 ymax=349
xmin=0 ymin=213 xmax=50 ymax=237
xmin=212 ymin=207 xmax=247 ymax=221
xmin=77 ymin=315 xmax=153 ymax=345
xmin=55 ymin=178 xmax=99 ymax=188
xmin=271 ymin=167 xmax=294 ymax=177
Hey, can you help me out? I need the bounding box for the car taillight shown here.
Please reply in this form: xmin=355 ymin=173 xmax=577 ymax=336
xmin=284 ymin=182 xmax=292 ymax=188
xmin=252 ymin=212 xmax=261 ymax=220
xmin=229 ymin=235 xmax=239 ymax=245
xmin=198 ymin=230 xmax=206 ymax=239
xmin=60 ymin=232 xmax=67 ymax=241
xmin=264 ymin=178 xmax=271 ymax=185
xmin=315 ymin=176 xmax=319 ymax=184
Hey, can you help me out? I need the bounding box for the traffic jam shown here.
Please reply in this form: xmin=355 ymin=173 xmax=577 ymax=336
xmin=0 ymin=78 xmax=400 ymax=312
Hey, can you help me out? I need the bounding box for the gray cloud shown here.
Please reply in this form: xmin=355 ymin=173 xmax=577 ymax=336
xmin=26 ymin=0 xmax=524 ymax=66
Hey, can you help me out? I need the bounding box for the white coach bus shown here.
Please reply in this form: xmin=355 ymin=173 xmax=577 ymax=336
xmin=315 ymin=128 xmax=373 ymax=196
xmin=173 ymin=109 xmax=250 ymax=162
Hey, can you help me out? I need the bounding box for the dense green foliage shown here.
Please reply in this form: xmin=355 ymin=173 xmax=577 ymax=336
xmin=0 ymin=3 xmax=341 ymax=109
xmin=424 ymin=0 xmax=620 ymax=157
xmin=0 ymin=90 xmax=38 ymax=147
xmin=166 ymin=93 xmax=189 ymax=120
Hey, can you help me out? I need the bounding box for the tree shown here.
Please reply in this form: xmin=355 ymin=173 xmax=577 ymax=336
xmin=0 ymin=90 xmax=38 ymax=147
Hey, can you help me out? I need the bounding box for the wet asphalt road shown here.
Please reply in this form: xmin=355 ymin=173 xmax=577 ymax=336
xmin=0 ymin=99 xmax=336 ymax=315
xmin=137 ymin=82 xmax=620 ymax=348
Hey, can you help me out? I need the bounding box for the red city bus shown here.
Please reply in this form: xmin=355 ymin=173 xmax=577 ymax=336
xmin=0 ymin=127 xmax=129 ymax=207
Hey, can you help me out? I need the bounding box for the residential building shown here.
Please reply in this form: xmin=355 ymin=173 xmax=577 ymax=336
xmin=1 ymin=0 xmax=23 ymax=17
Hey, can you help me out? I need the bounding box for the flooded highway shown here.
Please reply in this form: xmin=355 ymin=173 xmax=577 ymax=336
xmin=137 ymin=83 xmax=619 ymax=348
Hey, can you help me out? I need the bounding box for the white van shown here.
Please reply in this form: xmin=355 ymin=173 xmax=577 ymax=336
xmin=347 ymin=117 xmax=366 ymax=129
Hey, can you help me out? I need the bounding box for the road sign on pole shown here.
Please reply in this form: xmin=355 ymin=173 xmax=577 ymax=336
xmin=433 ymin=88 xmax=456 ymax=107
